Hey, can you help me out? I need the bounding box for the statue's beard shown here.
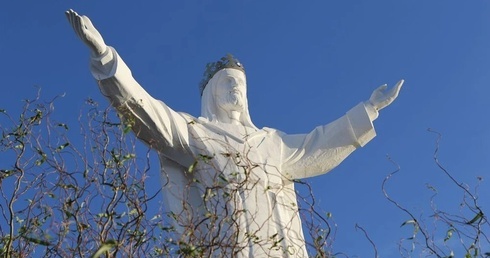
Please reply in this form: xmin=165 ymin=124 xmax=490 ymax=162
xmin=217 ymin=91 xmax=245 ymax=112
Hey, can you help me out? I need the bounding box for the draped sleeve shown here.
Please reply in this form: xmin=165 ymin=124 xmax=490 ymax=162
xmin=280 ymin=102 xmax=377 ymax=179
xmin=90 ymin=47 xmax=195 ymax=167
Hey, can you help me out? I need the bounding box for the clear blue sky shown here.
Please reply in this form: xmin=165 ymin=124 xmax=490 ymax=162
xmin=1 ymin=1 xmax=490 ymax=256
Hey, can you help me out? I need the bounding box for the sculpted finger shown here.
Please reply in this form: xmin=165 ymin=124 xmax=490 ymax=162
xmin=81 ymin=15 xmax=95 ymax=31
xmin=375 ymin=84 xmax=388 ymax=93
xmin=391 ymin=79 xmax=404 ymax=97
xmin=74 ymin=14 xmax=86 ymax=39
xmin=395 ymin=79 xmax=404 ymax=90
xmin=66 ymin=9 xmax=77 ymax=28
xmin=69 ymin=9 xmax=79 ymax=23
xmin=64 ymin=10 xmax=72 ymax=25
xmin=66 ymin=10 xmax=80 ymax=35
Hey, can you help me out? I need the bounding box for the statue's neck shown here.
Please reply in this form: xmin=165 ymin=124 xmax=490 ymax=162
xmin=210 ymin=111 xmax=256 ymax=136
xmin=214 ymin=109 xmax=241 ymax=125
xmin=215 ymin=120 xmax=256 ymax=137
xmin=229 ymin=111 xmax=241 ymax=125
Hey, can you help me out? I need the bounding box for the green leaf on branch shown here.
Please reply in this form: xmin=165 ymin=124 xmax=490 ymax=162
xmin=64 ymin=211 xmax=74 ymax=219
xmin=123 ymin=125 xmax=132 ymax=134
xmin=21 ymin=236 xmax=51 ymax=246
xmin=29 ymin=109 xmax=43 ymax=124
xmin=426 ymin=184 xmax=437 ymax=192
xmin=444 ymin=228 xmax=454 ymax=242
xmin=188 ymin=161 xmax=198 ymax=173
xmin=129 ymin=208 xmax=139 ymax=216
xmin=35 ymin=148 xmax=47 ymax=165
xmin=57 ymin=123 xmax=69 ymax=130
xmin=466 ymin=211 xmax=484 ymax=225
xmin=90 ymin=240 xmax=117 ymax=258
xmin=198 ymin=154 xmax=213 ymax=163
xmin=56 ymin=142 xmax=70 ymax=151
xmin=400 ymin=219 xmax=416 ymax=227
xmin=78 ymin=223 xmax=89 ymax=230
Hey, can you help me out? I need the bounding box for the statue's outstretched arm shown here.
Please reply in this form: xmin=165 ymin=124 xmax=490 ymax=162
xmin=65 ymin=9 xmax=107 ymax=56
xmin=66 ymin=9 xmax=195 ymax=168
xmin=281 ymin=80 xmax=404 ymax=179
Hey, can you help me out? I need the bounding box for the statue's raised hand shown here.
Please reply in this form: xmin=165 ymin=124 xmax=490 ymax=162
xmin=369 ymin=80 xmax=404 ymax=111
xmin=66 ymin=9 xmax=107 ymax=56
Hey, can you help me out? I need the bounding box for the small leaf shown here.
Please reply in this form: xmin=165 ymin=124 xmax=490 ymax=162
xmin=123 ymin=125 xmax=132 ymax=134
xmin=79 ymin=223 xmax=89 ymax=230
xmin=188 ymin=161 xmax=198 ymax=173
xmin=426 ymin=184 xmax=437 ymax=192
xmin=218 ymin=174 xmax=228 ymax=182
xmin=15 ymin=216 xmax=24 ymax=224
xmin=444 ymin=228 xmax=454 ymax=242
xmin=57 ymin=123 xmax=69 ymax=130
xmin=129 ymin=209 xmax=138 ymax=216
xmin=59 ymin=184 xmax=77 ymax=190
xmin=401 ymin=219 xmax=416 ymax=227
xmin=21 ymin=236 xmax=51 ymax=246
xmin=150 ymin=214 xmax=161 ymax=221
xmin=198 ymin=154 xmax=213 ymax=163
xmin=56 ymin=142 xmax=70 ymax=151
xmin=466 ymin=211 xmax=484 ymax=225
xmin=91 ymin=240 xmax=117 ymax=258
xmin=65 ymin=211 xmax=74 ymax=219
xmin=122 ymin=153 xmax=136 ymax=160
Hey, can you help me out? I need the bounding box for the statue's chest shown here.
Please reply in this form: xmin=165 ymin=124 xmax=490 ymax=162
xmin=188 ymin=123 xmax=284 ymax=187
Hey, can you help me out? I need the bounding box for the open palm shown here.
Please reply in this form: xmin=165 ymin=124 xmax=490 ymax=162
xmin=369 ymin=79 xmax=404 ymax=111
xmin=66 ymin=9 xmax=107 ymax=55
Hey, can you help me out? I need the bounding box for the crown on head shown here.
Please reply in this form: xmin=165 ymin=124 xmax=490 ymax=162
xmin=199 ymin=54 xmax=245 ymax=95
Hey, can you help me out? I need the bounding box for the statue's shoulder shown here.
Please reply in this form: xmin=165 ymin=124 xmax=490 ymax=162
xmin=262 ymin=127 xmax=286 ymax=136
xmin=177 ymin=112 xmax=197 ymax=122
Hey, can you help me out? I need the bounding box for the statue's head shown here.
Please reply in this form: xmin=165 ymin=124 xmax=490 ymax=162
xmin=199 ymin=54 xmax=245 ymax=96
xmin=200 ymin=54 xmax=256 ymax=129
xmin=212 ymin=68 xmax=247 ymax=113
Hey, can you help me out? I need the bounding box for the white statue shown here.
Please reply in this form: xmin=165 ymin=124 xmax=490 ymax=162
xmin=66 ymin=9 xmax=403 ymax=257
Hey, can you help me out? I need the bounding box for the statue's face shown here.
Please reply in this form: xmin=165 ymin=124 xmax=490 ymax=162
xmin=213 ymin=69 xmax=247 ymax=113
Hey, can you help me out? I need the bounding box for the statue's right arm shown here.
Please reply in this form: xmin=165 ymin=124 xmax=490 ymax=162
xmin=66 ymin=10 xmax=195 ymax=168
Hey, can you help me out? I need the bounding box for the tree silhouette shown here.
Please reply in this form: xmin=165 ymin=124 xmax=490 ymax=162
xmin=0 ymin=92 xmax=488 ymax=257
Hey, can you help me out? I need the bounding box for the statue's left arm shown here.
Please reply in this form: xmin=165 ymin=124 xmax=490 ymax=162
xmin=280 ymin=80 xmax=403 ymax=179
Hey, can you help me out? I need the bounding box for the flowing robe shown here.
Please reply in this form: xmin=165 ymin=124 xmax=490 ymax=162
xmin=90 ymin=47 xmax=377 ymax=257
